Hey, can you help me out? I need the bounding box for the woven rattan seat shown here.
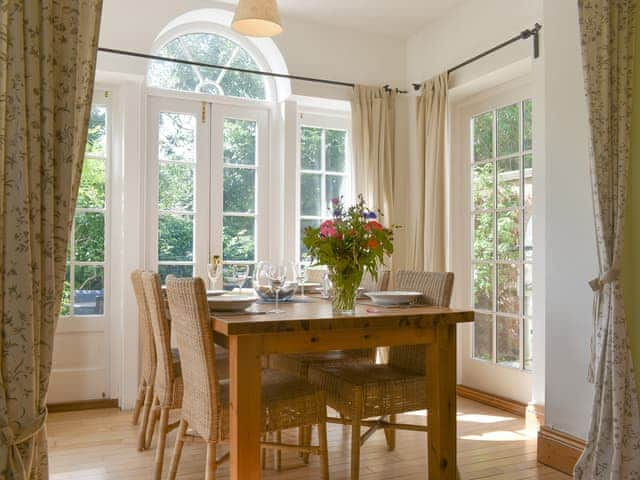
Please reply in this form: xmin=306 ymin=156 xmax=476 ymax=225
xmin=164 ymin=276 xmax=329 ymax=480
xmin=308 ymin=270 xmax=454 ymax=480
xmin=309 ymin=363 xmax=426 ymax=419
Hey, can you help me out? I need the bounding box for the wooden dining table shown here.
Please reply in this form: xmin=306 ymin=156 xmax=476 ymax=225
xmin=210 ymin=296 xmax=474 ymax=480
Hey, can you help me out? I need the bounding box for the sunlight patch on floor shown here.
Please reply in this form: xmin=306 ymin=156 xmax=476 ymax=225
xmin=461 ymin=428 xmax=534 ymax=442
xmin=457 ymin=413 xmax=515 ymax=424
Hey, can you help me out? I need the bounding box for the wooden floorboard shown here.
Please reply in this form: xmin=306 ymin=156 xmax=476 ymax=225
xmin=47 ymin=396 xmax=571 ymax=480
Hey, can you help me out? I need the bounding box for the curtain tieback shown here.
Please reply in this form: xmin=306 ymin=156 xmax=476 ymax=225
xmin=586 ymin=267 xmax=620 ymax=383
xmin=0 ymin=409 xmax=48 ymax=480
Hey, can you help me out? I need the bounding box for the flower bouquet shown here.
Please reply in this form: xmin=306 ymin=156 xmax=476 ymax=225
xmin=303 ymin=195 xmax=394 ymax=314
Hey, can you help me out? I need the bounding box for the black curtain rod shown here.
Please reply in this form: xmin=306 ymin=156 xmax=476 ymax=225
xmin=412 ymin=23 xmax=542 ymax=91
xmin=97 ymin=47 xmax=407 ymax=94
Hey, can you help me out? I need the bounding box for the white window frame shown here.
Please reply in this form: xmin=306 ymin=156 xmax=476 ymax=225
xmin=63 ymin=91 xmax=112 ymax=320
xmin=449 ymin=77 xmax=535 ymax=405
xmin=295 ymin=110 xmax=352 ymax=262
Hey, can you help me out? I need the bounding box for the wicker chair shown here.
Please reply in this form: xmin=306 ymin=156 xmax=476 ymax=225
xmin=141 ymin=272 xmax=184 ymax=480
xmin=308 ymin=270 xmax=455 ymax=480
xmin=130 ymin=270 xmax=157 ymax=452
xmin=164 ymin=276 xmax=330 ymax=480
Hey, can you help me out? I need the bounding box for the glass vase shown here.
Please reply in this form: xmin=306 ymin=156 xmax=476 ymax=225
xmin=328 ymin=268 xmax=362 ymax=315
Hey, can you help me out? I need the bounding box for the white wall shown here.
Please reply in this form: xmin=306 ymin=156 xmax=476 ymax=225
xmin=541 ymin=0 xmax=595 ymax=440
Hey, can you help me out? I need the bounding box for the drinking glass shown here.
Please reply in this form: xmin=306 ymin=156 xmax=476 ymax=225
xmin=224 ymin=264 xmax=250 ymax=295
xmin=267 ymin=264 xmax=287 ymax=314
xmin=297 ymin=262 xmax=307 ymax=297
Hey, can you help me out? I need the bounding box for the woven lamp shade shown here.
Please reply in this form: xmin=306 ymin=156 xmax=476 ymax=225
xmin=232 ymin=0 xmax=282 ymax=37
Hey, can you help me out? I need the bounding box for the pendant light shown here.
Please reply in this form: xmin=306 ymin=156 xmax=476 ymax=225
xmin=232 ymin=0 xmax=283 ymax=37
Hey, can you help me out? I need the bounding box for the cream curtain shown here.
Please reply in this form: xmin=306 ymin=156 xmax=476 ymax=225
xmin=0 ymin=1 xmax=102 ymax=479
xmin=351 ymin=85 xmax=396 ymax=224
xmin=409 ymin=73 xmax=448 ymax=271
xmin=574 ymin=0 xmax=640 ymax=478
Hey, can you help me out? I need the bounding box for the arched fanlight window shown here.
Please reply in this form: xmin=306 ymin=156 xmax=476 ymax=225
xmin=147 ymin=32 xmax=267 ymax=100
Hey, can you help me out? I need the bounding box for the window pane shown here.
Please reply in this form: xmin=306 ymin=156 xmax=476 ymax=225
xmin=301 ymin=127 xmax=322 ymax=170
xmin=159 ymin=264 xmax=194 ymax=284
xmin=224 ymin=118 xmax=256 ymax=166
xmin=326 ymin=175 xmax=347 ymax=208
xmin=74 ymin=265 xmax=104 ymax=316
xmin=86 ymin=105 xmax=107 ymax=155
xmin=159 ymin=163 xmax=194 ymax=211
xmin=473 ymin=263 xmax=493 ymax=311
xmin=473 ymin=111 xmax=493 ymax=162
xmin=473 ymin=313 xmax=493 ymax=361
xmin=300 ymin=173 xmax=322 ymax=216
xmin=497 ymin=210 xmax=520 ymax=260
xmin=224 ymin=168 xmax=255 ymax=213
xmin=74 ymin=212 xmax=104 ymax=262
xmin=523 ymin=99 xmax=532 ymax=151
xmin=148 ymin=33 xmax=266 ymax=100
xmin=223 ymin=216 xmax=255 ymax=261
xmin=77 ymin=157 xmax=105 ymax=209
xmin=472 ymin=162 xmax=494 ymax=210
xmin=326 ymin=129 xmax=346 ymax=172
xmin=524 ymin=263 xmax=533 ymax=317
xmin=497 ymin=103 xmax=520 ymax=157
xmin=524 ymin=317 xmax=533 ymax=371
xmin=159 ymin=113 xmax=196 ymax=162
xmin=60 ymin=265 xmax=71 ymax=316
xmin=300 ymin=219 xmax=320 ymax=261
xmin=524 ymin=154 xmax=533 ymax=208
xmin=497 ymin=263 xmax=521 ymax=314
xmin=473 ymin=213 xmax=494 ymax=260
xmin=497 ymin=316 xmax=520 ymax=367
xmin=158 ymin=214 xmax=193 ymax=261
xmin=497 ymin=156 xmax=521 ymax=209
xmin=220 ymin=48 xmax=266 ymax=100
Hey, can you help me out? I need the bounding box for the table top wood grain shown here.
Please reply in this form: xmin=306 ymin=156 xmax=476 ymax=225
xmin=211 ymin=296 xmax=473 ymax=336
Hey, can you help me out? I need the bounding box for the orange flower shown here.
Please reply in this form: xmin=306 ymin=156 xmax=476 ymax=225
xmin=367 ymin=238 xmax=379 ymax=249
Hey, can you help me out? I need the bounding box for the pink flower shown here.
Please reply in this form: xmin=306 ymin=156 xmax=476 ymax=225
xmin=319 ymin=220 xmax=339 ymax=238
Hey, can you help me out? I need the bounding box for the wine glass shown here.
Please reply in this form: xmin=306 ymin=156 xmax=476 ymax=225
xmin=224 ymin=264 xmax=250 ymax=295
xmin=207 ymin=257 xmax=223 ymax=290
xmin=266 ymin=264 xmax=287 ymax=314
xmin=296 ymin=262 xmax=307 ymax=297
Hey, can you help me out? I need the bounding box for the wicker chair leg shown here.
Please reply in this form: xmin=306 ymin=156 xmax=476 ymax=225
xmin=167 ymin=419 xmax=188 ymax=480
xmin=137 ymin=385 xmax=154 ymax=451
xmin=205 ymin=441 xmax=217 ymax=480
xmin=132 ymin=381 xmax=145 ymax=425
xmin=145 ymin=398 xmax=160 ymax=449
xmin=152 ymin=407 xmax=171 ymax=480
xmin=274 ymin=430 xmax=282 ymax=470
xmin=302 ymin=425 xmax=312 ymax=464
xmin=384 ymin=414 xmax=396 ymax=451
xmin=318 ymin=421 xmax=329 ymax=480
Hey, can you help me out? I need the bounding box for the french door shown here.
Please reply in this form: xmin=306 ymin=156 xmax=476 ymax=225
xmin=450 ymin=80 xmax=534 ymax=404
xmin=146 ymin=96 xmax=270 ymax=284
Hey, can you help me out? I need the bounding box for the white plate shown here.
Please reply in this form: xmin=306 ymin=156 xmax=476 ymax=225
xmin=208 ymin=295 xmax=258 ymax=312
xmin=364 ymin=291 xmax=423 ymax=306
xmin=207 ymin=290 xmax=226 ymax=297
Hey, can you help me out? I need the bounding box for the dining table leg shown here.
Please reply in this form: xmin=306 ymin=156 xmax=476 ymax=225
xmin=229 ymin=334 xmax=262 ymax=480
xmin=426 ymin=323 xmax=458 ymax=480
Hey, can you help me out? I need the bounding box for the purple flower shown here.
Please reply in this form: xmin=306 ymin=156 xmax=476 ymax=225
xmin=331 ymin=198 xmax=340 ymax=205
xmin=365 ymin=211 xmax=377 ymax=220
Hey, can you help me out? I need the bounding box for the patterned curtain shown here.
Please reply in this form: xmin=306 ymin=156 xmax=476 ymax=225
xmin=0 ymin=1 xmax=102 ymax=478
xmin=574 ymin=0 xmax=640 ymax=478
